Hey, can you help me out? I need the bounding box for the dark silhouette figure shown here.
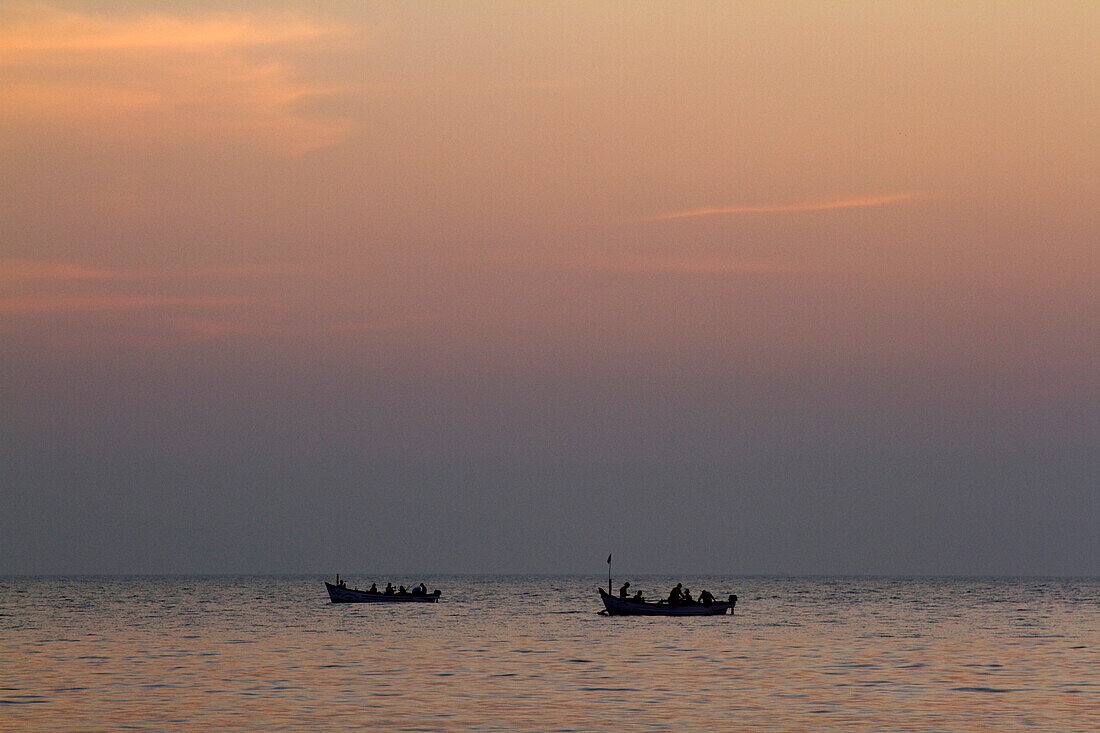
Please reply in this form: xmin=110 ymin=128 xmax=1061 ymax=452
xmin=619 ymin=581 xmax=631 ymax=599
xmin=398 ymin=585 xmax=408 ymax=595
xmin=369 ymin=583 xmax=378 ymax=593
xmin=682 ymin=588 xmax=694 ymax=604
xmin=699 ymin=589 xmax=714 ymax=606
xmin=385 ymin=582 xmax=395 ymax=595
xmin=729 ymin=594 xmax=738 ymax=614
xmin=668 ymin=583 xmax=683 ymax=606
xmin=418 ymin=582 xmax=428 ymax=595
xmin=632 ymin=590 xmax=645 ymax=602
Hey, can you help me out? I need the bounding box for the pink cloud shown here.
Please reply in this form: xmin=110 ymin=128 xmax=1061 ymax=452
xmin=642 ymin=191 xmax=930 ymax=222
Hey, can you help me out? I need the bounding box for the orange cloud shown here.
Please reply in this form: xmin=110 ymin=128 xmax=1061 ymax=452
xmin=0 ymin=258 xmax=434 ymax=347
xmin=0 ymin=259 xmax=300 ymax=287
xmin=0 ymin=259 xmax=133 ymax=282
xmin=0 ymin=259 xmax=252 ymax=314
xmin=0 ymin=5 xmax=352 ymax=154
xmin=0 ymin=6 xmax=333 ymax=54
xmin=0 ymin=295 xmax=250 ymax=314
xmin=643 ymin=192 xmax=930 ymax=222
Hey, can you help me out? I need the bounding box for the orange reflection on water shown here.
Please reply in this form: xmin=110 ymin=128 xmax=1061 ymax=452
xmin=2 ymin=577 xmax=1098 ymax=731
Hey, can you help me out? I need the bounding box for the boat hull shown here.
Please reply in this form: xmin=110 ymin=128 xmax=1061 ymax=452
xmin=599 ymin=588 xmax=733 ymax=616
xmin=325 ymin=582 xmax=440 ymax=603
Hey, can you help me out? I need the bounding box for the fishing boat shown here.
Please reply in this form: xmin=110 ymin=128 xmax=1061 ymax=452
xmin=598 ymin=588 xmax=736 ymax=616
xmin=325 ymin=576 xmax=441 ymax=603
xmin=599 ymin=554 xmax=736 ymax=616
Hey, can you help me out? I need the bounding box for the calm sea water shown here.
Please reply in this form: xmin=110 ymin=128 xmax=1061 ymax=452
xmin=2 ymin=576 xmax=1097 ymax=731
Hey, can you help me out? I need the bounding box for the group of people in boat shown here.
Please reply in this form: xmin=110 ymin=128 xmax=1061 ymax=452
xmin=374 ymin=581 xmax=433 ymax=594
xmin=333 ymin=575 xmax=438 ymax=596
xmin=619 ymin=581 xmax=737 ymax=609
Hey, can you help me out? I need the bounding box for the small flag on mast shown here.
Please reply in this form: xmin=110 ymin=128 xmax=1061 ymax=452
xmin=607 ymin=553 xmax=612 ymax=564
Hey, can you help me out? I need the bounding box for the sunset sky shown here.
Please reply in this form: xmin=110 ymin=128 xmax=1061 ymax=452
xmin=2 ymin=1 xmax=1097 ymax=575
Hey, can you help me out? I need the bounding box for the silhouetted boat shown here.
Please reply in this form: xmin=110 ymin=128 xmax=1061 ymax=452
xmin=598 ymin=588 xmax=736 ymax=616
xmin=325 ymin=577 xmax=441 ymax=603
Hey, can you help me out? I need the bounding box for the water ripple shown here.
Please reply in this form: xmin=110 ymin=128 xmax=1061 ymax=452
xmin=1 ymin=575 xmax=1097 ymax=731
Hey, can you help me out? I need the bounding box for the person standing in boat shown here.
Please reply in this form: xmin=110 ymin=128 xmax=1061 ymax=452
xmin=619 ymin=581 xmax=631 ymax=599
xmin=668 ymin=583 xmax=683 ymax=606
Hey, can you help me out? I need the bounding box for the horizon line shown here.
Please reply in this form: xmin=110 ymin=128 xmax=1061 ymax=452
xmin=3 ymin=571 xmax=1094 ymax=579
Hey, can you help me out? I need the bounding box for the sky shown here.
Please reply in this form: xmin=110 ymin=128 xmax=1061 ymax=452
xmin=1 ymin=1 xmax=1097 ymax=575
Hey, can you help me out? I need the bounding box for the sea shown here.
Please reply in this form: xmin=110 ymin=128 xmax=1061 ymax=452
xmin=2 ymin=575 xmax=1097 ymax=731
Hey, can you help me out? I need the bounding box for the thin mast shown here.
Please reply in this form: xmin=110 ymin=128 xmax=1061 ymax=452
xmin=607 ymin=553 xmax=612 ymax=595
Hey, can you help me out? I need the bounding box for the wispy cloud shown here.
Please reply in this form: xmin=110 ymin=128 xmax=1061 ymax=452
xmin=0 ymin=259 xmax=254 ymax=314
xmin=1 ymin=259 xmax=134 ymax=282
xmin=540 ymin=251 xmax=794 ymax=276
xmin=0 ymin=258 xmax=433 ymax=345
xmin=0 ymin=5 xmax=352 ymax=154
xmin=0 ymin=259 xmax=302 ymax=287
xmin=0 ymin=6 xmax=333 ymax=54
xmin=0 ymin=257 xmax=403 ymax=297
xmin=641 ymin=192 xmax=929 ymax=222
xmin=0 ymin=295 xmax=250 ymax=314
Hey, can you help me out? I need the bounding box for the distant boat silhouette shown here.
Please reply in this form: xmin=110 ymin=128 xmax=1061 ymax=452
xmin=325 ymin=575 xmax=441 ymax=603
